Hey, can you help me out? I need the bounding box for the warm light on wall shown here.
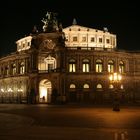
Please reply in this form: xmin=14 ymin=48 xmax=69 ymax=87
xmin=109 ymin=73 xmax=122 ymax=82
xmin=40 ymin=87 xmax=47 ymax=99
xmin=8 ymin=88 xmax=13 ymax=92
xmin=1 ymin=89 xmax=4 ymax=92
xmin=18 ymin=89 xmax=23 ymax=92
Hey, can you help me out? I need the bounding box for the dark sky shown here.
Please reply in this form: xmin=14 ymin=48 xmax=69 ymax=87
xmin=0 ymin=0 xmax=139 ymax=56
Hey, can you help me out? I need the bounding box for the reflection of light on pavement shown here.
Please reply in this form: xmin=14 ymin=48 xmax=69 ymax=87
xmin=114 ymin=131 xmax=128 ymax=140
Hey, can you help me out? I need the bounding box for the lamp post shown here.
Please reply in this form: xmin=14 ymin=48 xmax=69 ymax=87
xmin=109 ymin=72 xmax=122 ymax=111
xmin=18 ymin=88 xmax=23 ymax=103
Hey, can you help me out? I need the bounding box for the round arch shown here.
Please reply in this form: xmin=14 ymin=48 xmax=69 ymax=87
xmin=39 ymin=79 xmax=52 ymax=103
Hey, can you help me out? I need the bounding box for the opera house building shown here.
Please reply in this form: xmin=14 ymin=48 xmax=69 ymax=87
xmin=0 ymin=12 xmax=140 ymax=104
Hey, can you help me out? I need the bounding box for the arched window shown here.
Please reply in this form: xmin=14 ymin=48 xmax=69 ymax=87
xmin=109 ymin=84 xmax=114 ymax=89
xmin=119 ymin=61 xmax=125 ymax=73
xmin=12 ymin=63 xmax=16 ymax=75
xmin=69 ymin=59 xmax=76 ymax=72
xmin=38 ymin=55 xmax=56 ymax=72
xmin=44 ymin=55 xmax=56 ymax=71
xmin=96 ymin=59 xmax=103 ymax=73
xmin=83 ymin=84 xmax=89 ymax=88
xmin=70 ymin=84 xmax=76 ymax=89
xmin=19 ymin=62 xmax=25 ymax=74
xmin=38 ymin=57 xmax=46 ymax=71
xmin=82 ymin=59 xmax=89 ymax=72
xmin=96 ymin=84 xmax=103 ymax=89
xmin=5 ymin=65 xmax=9 ymax=75
xmin=108 ymin=60 xmax=114 ymax=73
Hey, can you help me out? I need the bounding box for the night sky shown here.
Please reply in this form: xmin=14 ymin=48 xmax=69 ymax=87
xmin=0 ymin=0 xmax=139 ymax=56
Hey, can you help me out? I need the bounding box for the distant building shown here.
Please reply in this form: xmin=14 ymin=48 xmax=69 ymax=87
xmin=0 ymin=12 xmax=140 ymax=104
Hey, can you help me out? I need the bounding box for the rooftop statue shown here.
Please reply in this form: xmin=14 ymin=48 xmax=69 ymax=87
xmin=41 ymin=12 xmax=59 ymax=33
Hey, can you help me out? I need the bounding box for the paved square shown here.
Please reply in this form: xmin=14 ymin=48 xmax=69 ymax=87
xmin=0 ymin=104 xmax=140 ymax=140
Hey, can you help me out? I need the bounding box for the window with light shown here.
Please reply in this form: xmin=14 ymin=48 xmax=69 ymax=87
xmin=19 ymin=62 xmax=25 ymax=74
xmin=108 ymin=60 xmax=114 ymax=73
xmin=109 ymin=84 xmax=114 ymax=89
xmin=12 ymin=63 xmax=16 ymax=75
xmin=70 ymin=84 xmax=76 ymax=89
xmin=69 ymin=59 xmax=76 ymax=72
xmin=38 ymin=56 xmax=56 ymax=72
xmin=96 ymin=59 xmax=103 ymax=73
xmin=38 ymin=57 xmax=47 ymax=71
xmin=83 ymin=84 xmax=89 ymax=88
xmin=97 ymin=84 xmax=103 ymax=89
xmin=119 ymin=61 xmax=125 ymax=73
xmin=5 ymin=65 xmax=9 ymax=75
xmin=82 ymin=59 xmax=89 ymax=72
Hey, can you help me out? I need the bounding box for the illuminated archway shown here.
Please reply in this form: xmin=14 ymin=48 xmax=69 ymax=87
xmin=39 ymin=79 xmax=52 ymax=103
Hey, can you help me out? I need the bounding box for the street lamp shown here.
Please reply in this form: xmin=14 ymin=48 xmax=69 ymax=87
xmin=109 ymin=72 xmax=122 ymax=111
xmin=18 ymin=88 xmax=23 ymax=103
xmin=109 ymin=73 xmax=122 ymax=83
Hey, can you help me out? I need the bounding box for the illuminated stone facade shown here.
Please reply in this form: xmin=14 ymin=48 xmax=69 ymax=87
xmin=0 ymin=13 xmax=140 ymax=104
xmin=63 ymin=25 xmax=116 ymax=49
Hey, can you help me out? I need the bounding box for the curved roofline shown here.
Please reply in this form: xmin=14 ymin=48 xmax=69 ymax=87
xmin=63 ymin=24 xmax=115 ymax=35
xmin=16 ymin=35 xmax=32 ymax=43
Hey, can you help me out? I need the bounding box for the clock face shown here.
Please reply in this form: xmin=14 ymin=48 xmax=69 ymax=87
xmin=42 ymin=39 xmax=55 ymax=49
